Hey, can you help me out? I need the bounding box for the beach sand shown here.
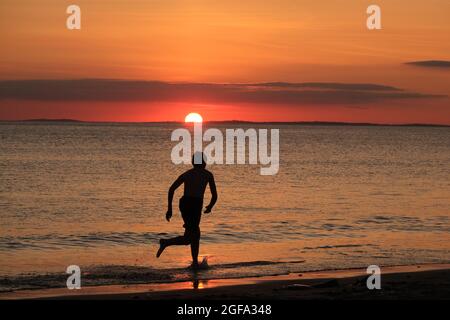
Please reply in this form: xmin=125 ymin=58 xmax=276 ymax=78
xmin=1 ymin=264 xmax=449 ymax=300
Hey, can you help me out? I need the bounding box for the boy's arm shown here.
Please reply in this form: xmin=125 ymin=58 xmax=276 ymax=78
xmin=204 ymin=174 xmax=217 ymax=213
xmin=166 ymin=174 xmax=184 ymax=221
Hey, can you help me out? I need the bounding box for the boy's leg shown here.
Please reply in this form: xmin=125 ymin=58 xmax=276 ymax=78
xmin=165 ymin=235 xmax=191 ymax=246
xmin=190 ymin=227 xmax=201 ymax=267
xmin=156 ymin=235 xmax=191 ymax=258
xmin=190 ymin=239 xmax=199 ymax=267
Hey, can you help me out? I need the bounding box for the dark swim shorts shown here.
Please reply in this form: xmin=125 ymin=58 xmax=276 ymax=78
xmin=179 ymin=196 xmax=203 ymax=236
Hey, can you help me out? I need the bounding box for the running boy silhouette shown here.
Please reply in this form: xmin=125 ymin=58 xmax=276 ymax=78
xmin=156 ymin=152 xmax=217 ymax=269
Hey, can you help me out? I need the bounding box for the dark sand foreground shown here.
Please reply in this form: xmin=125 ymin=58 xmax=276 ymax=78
xmin=1 ymin=264 xmax=449 ymax=300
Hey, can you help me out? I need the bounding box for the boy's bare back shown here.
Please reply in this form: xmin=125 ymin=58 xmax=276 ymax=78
xmin=181 ymin=168 xmax=214 ymax=199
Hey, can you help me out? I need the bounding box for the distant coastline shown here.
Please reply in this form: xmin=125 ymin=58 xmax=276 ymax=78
xmin=1 ymin=119 xmax=449 ymax=127
xmin=22 ymin=118 xmax=83 ymax=123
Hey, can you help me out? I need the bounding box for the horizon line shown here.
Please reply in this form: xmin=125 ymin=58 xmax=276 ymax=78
xmin=1 ymin=119 xmax=449 ymax=127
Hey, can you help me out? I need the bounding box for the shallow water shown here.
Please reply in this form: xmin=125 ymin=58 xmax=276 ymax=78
xmin=0 ymin=122 xmax=449 ymax=291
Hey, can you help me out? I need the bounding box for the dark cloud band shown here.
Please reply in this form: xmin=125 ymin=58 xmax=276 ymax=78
xmin=405 ymin=60 xmax=450 ymax=68
xmin=0 ymin=79 xmax=445 ymax=105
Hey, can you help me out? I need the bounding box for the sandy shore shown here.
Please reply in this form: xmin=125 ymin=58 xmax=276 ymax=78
xmin=1 ymin=263 xmax=449 ymax=300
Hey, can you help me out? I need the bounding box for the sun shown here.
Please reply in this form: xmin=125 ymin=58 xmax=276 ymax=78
xmin=185 ymin=112 xmax=203 ymax=123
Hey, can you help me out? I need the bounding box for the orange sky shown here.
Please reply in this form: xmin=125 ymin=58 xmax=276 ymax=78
xmin=0 ymin=0 xmax=449 ymax=123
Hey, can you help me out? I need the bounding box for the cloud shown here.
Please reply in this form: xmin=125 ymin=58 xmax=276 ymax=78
xmin=405 ymin=60 xmax=450 ymax=69
xmin=244 ymin=82 xmax=403 ymax=91
xmin=0 ymin=79 xmax=445 ymax=105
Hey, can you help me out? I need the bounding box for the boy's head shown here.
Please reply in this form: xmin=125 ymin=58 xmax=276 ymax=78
xmin=192 ymin=152 xmax=207 ymax=169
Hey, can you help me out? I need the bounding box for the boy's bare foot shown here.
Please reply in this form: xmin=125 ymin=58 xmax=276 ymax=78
xmin=156 ymin=239 xmax=167 ymax=258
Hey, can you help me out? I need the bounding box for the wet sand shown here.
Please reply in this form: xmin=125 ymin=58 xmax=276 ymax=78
xmin=1 ymin=263 xmax=449 ymax=300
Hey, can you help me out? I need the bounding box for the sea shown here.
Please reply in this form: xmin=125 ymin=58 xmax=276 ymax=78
xmin=0 ymin=121 xmax=449 ymax=291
